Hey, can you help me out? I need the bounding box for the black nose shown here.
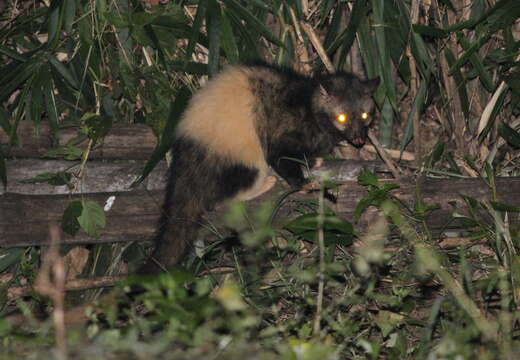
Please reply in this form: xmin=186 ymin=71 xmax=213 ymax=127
xmin=351 ymin=137 xmax=365 ymax=148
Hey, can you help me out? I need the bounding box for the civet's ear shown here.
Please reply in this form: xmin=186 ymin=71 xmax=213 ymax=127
xmin=319 ymin=84 xmax=329 ymax=98
xmin=364 ymin=77 xmax=380 ymax=93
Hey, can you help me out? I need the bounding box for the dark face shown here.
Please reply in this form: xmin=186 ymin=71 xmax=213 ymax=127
xmin=313 ymin=74 xmax=379 ymax=148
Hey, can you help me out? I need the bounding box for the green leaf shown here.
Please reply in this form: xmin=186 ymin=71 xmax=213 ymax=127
xmin=0 ymin=145 xmax=6 ymax=188
xmin=0 ymin=248 xmax=25 ymax=273
xmin=185 ymin=0 xmax=206 ymax=61
xmin=224 ymin=0 xmax=283 ymax=47
xmin=47 ymin=0 xmax=66 ymax=47
xmin=430 ymin=141 xmax=445 ymax=166
xmin=63 ymin=0 xmax=76 ymax=33
xmin=220 ymin=9 xmax=239 ymax=63
xmin=206 ymin=0 xmax=221 ymax=78
xmin=326 ymin=0 xmax=367 ymax=56
xmin=134 ymin=87 xmax=192 ymax=185
xmin=400 ymin=80 xmax=427 ymax=153
xmin=78 ymin=200 xmax=106 ymax=238
xmin=489 ymin=201 xmax=520 ymax=212
xmin=354 ymin=185 xmax=399 ymax=219
xmin=285 ymin=213 xmax=354 ymax=246
xmin=448 ymin=34 xmax=491 ymax=75
xmin=169 ymin=61 xmax=208 ymax=75
xmin=412 ymin=24 xmax=449 ymax=38
xmin=358 ymin=169 xmax=379 ymax=187
xmin=48 ymin=55 xmax=79 ymax=89
xmin=445 ymin=48 xmax=470 ymax=119
xmin=457 ymin=33 xmax=494 ymax=92
xmin=80 ymin=113 xmax=113 ymax=144
xmin=21 ymin=171 xmax=72 ymax=186
xmin=498 ymin=123 xmax=520 ymax=148
xmin=62 ymin=200 xmax=83 ymax=236
xmin=0 ymin=44 xmax=27 ymax=61
xmin=42 ymin=71 xmax=59 ymax=137
xmin=44 ymin=145 xmax=83 ymax=160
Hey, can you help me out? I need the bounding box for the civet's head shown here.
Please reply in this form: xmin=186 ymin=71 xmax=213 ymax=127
xmin=313 ymin=73 xmax=379 ymax=148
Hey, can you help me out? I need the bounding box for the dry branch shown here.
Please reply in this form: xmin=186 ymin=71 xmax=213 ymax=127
xmin=1 ymin=156 xmax=519 ymax=248
xmin=0 ymin=121 xmax=157 ymax=160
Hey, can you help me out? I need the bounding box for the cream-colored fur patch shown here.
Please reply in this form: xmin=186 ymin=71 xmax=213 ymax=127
xmin=176 ymin=66 xmax=267 ymax=170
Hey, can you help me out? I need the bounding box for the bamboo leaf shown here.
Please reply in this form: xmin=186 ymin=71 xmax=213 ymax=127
xmin=48 ymin=55 xmax=79 ymax=89
xmin=0 ymin=144 xmax=6 ymax=188
xmin=326 ymin=0 xmax=367 ymax=58
xmin=445 ymin=48 xmax=470 ymax=120
xmin=47 ymin=0 xmax=66 ymax=47
xmin=224 ymin=0 xmax=283 ymax=47
xmin=412 ymin=24 xmax=448 ymax=38
xmin=134 ymin=87 xmax=192 ymax=185
xmin=43 ymin=71 xmax=59 ymax=137
xmin=206 ymin=0 xmax=221 ymax=78
xmin=185 ymin=0 xmax=206 ymax=61
xmin=0 ymin=44 xmax=27 ymax=61
xmin=457 ymin=33 xmax=494 ymax=92
xmin=220 ymin=8 xmax=239 ymax=63
xmin=169 ymin=61 xmax=208 ymax=75
xmin=498 ymin=123 xmax=520 ymax=148
xmin=400 ymin=81 xmax=427 ymax=153
xmin=63 ymin=0 xmax=76 ymax=33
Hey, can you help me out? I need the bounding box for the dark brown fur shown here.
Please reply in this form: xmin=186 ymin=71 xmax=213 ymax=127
xmin=140 ymin=63 xmax=379 ymax=273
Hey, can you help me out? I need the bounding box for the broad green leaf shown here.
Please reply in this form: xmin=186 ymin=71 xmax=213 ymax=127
xmin=285 ymin=213 xmax=354 ymax=246
xmin=78 ymin=200 xmax=106 ymax=238
xmin=62 ymin=200 xmax=83 ymax=236
xmin=0 ymin=248 xmax=24 ymax=273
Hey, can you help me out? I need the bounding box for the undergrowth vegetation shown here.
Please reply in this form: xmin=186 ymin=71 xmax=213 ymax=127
xmin=1 ymin=0 xmax=519 ymax=359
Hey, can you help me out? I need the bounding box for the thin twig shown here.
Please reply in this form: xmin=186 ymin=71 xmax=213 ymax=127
xmin=300 ymin=22 xmax=335 ymax=74
xmin=8 ymin=275 xmax=127 ymax=301
xmin=367 ymin=131 xmax=402 ymax=180
xmin=34 ymin=223 xmax=67 ymax=359
xmin=313 ymin=184 xmax=326 ymax=336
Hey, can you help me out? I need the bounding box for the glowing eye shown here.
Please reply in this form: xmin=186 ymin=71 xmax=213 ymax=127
xmin=361 ymin=112 xmax=369 ymax=120
xmin=337 ymin=113 xmax=348 ymax=123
